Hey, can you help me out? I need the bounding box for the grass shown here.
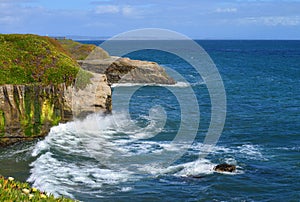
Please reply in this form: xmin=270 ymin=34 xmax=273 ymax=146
xmin=57 ymin=39 xmax=109 ymax=60
xmin=0 ymin=34 xmax=80 ymax=86
xmin=0 ymin=176 xmax=75 ymax=202
xmin=75 ymin=68 xmax=94 ymax=90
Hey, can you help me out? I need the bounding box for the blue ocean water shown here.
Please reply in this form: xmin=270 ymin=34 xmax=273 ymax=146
xmin=0 ymin=40 xmax=299 ymax=201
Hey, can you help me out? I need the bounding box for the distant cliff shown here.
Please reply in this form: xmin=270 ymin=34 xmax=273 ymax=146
xmin=57 ymin=39 xmax=110 ymax=60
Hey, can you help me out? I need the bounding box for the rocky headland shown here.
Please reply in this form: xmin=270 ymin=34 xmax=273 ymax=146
xmin=0 ymin=36 xmax=175 ymax=146
xmin=0 ymin=35 xmax=111 ymax=146
xmin=79 ymin=57 xmax=175 ymax=85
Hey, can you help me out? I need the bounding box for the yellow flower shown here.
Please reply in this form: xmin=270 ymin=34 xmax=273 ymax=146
xmin=32 ymin=187 xmax=38 ymax=192
xmin=29 ymin=194 xmax=34 ymax=199
xmin=8 ymin=177 xmax=14 ymax=181
xmin=0 ymin=184 xmax=2 ymax=188
xmin=22 ymin=188 xmax=30 ymax=194
xmin=40 ymin=194 xmax=47 ymax=199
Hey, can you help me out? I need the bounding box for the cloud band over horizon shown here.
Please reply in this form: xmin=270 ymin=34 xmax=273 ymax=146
xmin=0 ymin=0 xmax=300 ymax=39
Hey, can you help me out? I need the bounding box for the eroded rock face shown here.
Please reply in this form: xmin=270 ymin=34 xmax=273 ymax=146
xmin=214 ymin=164 xmax=236 ymax=172
xmin=0 ymin=72 xmax=111 ymax=146
xmin=0 ymin=84 xmax=71 ymax=146
xmin=64 ymin=73 xmax=112 ymax=118
xmin=79 ymin=57 xmax=175 ymax=85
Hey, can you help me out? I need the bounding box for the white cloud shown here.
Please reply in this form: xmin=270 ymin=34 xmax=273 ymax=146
xmin=122 ymin=5 xmax=134 ymax=16
xmin=94 ymin=4 xmax=139 ymax=17
xmin=0 ymin=16 xmax=19 ymax=24
xmin=95 ymin=5 xmax=119 ymax=14
xmin=238 ymin=16 xmax=300 ymax=26
xmin=215 ymin=7 xmax=237 ymax=13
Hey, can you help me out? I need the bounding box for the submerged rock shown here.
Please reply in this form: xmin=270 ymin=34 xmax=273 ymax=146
xmin=214 ymin=163 xmax=236 ymax=172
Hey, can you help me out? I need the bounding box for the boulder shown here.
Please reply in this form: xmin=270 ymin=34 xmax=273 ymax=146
xmin=214 ymin=163 xmax=236 ymax=172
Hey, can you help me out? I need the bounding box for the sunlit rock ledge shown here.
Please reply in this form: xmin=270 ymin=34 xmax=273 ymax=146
xmin=78 ymin=56 xmax=176 ymax=85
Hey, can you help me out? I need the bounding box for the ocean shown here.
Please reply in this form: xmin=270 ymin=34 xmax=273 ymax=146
xmin=0 ymin=40 xmax=299 ymax=201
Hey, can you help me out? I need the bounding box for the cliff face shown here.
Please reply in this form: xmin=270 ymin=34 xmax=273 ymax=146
xmin=79 ymin=57 xmax=175 ymax=85
xmin=64 ymin=72 xmax=112 ymax=118
xmin=0 ymin=84 xmax=70 ymax=146
xmin=0 ymin=35 xmax=112 ymax=147
xmin=106 ymin=57 xmax=175 ymax=85
xmin=0 ymin=72 xmax=111 ymax=146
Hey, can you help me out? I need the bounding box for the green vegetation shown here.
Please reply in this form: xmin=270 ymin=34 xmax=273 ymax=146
xmin=0 ymin=110 xmax=5 ymax=137
xmin=0 ymin=34 xmax=80 ymax=85
xmin=0 ymin=176 xmax=75 ymax=202
xmin=57 ymin=39 xmax=110 ymax=60
xmin=75 ymin=68 xmax=94 ymax=90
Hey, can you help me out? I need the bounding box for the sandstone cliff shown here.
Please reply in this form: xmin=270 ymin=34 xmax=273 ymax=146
xmin=0 ymin=72 xmax=111 ymax=147
xmin=0 ymin=84 xmax=69 ymax=146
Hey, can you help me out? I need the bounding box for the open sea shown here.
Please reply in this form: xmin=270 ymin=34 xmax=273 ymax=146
xmin=0 ymin=40 xmax=299 ymax=201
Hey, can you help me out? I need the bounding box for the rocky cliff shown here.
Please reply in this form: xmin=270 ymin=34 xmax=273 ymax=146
xmin=0 ymin=84 xmax=69 ymax=146
xmin=0 ymin=36 xmax=173 ymax=146
xmin=0 ymin=73 xmax=111 ymax=146
xmin=0 ymin=35 xmax=111 ymax=146
xmin=79 ymin=57 xmax=175 ymax=85
xmin=65 ymin=72 xmax=111 ymax=118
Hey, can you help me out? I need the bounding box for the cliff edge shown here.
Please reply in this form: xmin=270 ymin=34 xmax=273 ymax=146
xmin=0 ymin=35 xmax=111 ymax=146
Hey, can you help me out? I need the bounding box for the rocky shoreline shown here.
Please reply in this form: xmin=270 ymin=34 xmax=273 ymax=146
xmin=0 ymin=37 xmax=175 ymax=146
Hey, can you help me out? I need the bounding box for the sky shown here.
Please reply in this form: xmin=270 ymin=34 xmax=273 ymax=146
xmin=0 ymin=0 xmax=300 ymax=39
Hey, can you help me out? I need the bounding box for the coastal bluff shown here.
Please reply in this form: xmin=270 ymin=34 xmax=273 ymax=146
xmin=0 ymin=76 xmax=111 ymax=146
xmin=0 ymin=35 xmax=111 ymax=146
xmin=58 ymin=39 xmax=175 ymax=85
xmin=0 ymin=36 xmax=174 ymax=146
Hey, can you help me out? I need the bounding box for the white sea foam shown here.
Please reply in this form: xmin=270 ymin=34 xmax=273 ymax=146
xmin=237 ymin=144 xmax=267 ymax=160
xmin=111 ymin=81 xmax=192 ymax=88
xmin=28 ymin=112 xmax=247 ymax=199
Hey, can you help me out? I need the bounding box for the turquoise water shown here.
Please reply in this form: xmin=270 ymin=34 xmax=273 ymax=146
xmin=0 ymin=40 xmax=299 ymax=201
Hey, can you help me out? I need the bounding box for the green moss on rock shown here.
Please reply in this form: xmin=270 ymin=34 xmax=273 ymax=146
xmin=0 ymin=110 xmax=5 ymax=137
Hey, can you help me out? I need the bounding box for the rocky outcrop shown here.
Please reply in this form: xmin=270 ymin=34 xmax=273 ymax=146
xmin=0 ymin=72 xmax=111 ymax=146
xmin=64 ymin=72 xmax=111 ymax=118
xmin=214 ymin=164 xmax=236 ymax=172
xmin=79 ymin=57 xmax=175 ymax=85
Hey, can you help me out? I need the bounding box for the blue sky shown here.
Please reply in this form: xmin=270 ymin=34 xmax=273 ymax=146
xmin=0 ymin=0 xmax=300 ymax=39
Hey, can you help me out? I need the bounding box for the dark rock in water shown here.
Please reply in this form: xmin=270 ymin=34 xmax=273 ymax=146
xmin=214 ymin=164 xmax=236 ymax=172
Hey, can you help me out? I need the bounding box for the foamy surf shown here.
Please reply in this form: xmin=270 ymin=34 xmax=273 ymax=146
xmin=111 ymin=81 xmax=200 ymax=88
xmin=27 ymin=112 xmax=249 ymax=199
